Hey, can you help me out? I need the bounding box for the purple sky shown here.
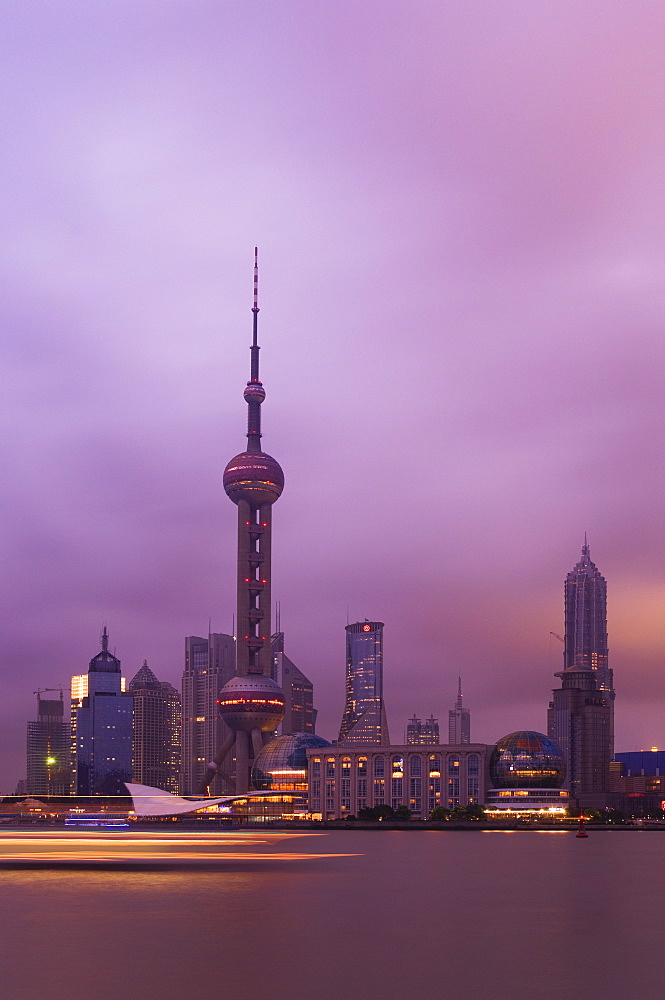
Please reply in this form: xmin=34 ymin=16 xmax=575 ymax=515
xmin=2 ymin=2 xmax=664 ymax=791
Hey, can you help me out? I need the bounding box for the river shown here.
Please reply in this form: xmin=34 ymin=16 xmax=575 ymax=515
xmin=0 ymin=828 xmax=660 ymax=1000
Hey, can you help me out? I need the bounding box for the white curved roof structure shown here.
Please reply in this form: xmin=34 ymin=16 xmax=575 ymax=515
xmin=125 ymin=782 xmax=261 ymax=817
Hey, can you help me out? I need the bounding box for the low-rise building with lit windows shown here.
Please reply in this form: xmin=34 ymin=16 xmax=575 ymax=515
xmin=306 ymin=744 xmax=490 ymax=820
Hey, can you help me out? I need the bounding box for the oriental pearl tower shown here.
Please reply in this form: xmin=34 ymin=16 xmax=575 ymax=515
xmin=198 ymin=250 xmax=286 ymax=794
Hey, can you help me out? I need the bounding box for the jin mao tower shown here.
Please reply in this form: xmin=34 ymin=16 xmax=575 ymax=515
xmin=548 ymin=538 xmax=613 ymax=800
xmin=198 ymin=251 xmax=285 ymax=794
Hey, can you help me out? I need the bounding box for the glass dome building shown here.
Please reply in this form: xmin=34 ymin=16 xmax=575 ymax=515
xmin=251 ymin=733 xmax=331 ymax=792
xmin=490 ymin=731 xmax=566 ymax=788
xmin=486 ymin=731 xmax=568 ymax=816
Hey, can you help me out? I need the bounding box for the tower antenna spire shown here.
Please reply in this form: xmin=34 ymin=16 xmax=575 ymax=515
xmin=244 ymin=247 xmax=265 ymax=452
xmin=251 ymin=246 xmax=260 ymax=375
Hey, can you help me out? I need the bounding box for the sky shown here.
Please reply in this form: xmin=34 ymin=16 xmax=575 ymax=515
xmin=1 ymin=1 xmax=664 ymax=792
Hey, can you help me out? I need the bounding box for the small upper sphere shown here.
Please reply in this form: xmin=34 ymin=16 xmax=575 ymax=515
xmin=244 ymin=381 xmax=266 ymax=404
xmin=223 ymin=451 xmax=284 ymax=505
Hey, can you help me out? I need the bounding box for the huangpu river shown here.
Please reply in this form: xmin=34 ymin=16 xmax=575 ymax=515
xmin=0 ymin=828 xmax=662 ymax=1000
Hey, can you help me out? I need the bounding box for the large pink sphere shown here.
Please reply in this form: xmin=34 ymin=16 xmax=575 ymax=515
xmin=223 ymin=451 xmax=284 ymax=505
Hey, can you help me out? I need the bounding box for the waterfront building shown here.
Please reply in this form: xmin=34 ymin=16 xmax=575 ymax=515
xmin=406 ymin=715 xmax=440 ymax=744
xmin=227 ymin=732 xmax=333 ymax=822
xmin=198 ymin=251 xmax=286 ymax=794
xmin=271 ymin=632 xmax=317 ymax=735
xmin=338 ymin=621 xmax=390 ymax=745
xmin=307 ymin=743 xmax=489 ymax=820
xmin=485 ymin=731 xmax=569 ymax=817
xmin=129 ymin=661 xmax=181 ymax=794
xmin=75 ymin=628 xmax=133 ymax=795
xmin=615 ymin=749 xmax=665 ymax=777
xmin=181 ymin=632 xmax=236 ymax=794
xmin=448 ymin=677 xmax=470 ymax=744
xmin=26 ymin=691 xmax=71 ymax=795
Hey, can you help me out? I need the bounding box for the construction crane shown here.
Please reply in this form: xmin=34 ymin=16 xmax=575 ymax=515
xmin=33 ymin=687 xmax=65 ymax=699
xmin=549 ymin=632 xmax=564 ymax=644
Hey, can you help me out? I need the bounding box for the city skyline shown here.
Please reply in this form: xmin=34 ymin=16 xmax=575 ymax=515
xmin=2 ymin=3 xmax=664 ymax=792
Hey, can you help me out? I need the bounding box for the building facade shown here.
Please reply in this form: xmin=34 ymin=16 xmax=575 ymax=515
xmin=181 ymin=632 xmax=236 ymax=794
xmin=271 ymin=632 xmax=317 ymax=735
xmin=338 ymin=621 xmax=390 ymax=745
xmin=27 ymin=692 xmax=71 ymax=795
xmin=129 ymin=661 xmax=181 ymax=794
xmin=75 ymin=628 xmax=133 ymax=795
xmin=307 ymin=744 xmax=489 ymax=820
xmin=448 ymin=678 xmax=470 ymax=744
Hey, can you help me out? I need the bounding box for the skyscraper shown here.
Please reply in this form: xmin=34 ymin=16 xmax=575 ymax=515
xmin=448 ymin=678 xmax=470 ymax=744
xmin=27 ymin=691 xmax=71 ymax=795
xmin=129 ymin=661 xmax=181 ymax=795
xmin=271 ymin=632 xmax=317 ymax=735
xmin=198 ymin=251 xmax=286 ymax=794
xmin=338 ymin=621 xmax=390 ymax=745
xmin=563 ymin=537 xmax=614 ymax=750
xmin=547 ymin=539 xmax=613 ymax=801
xmin=70 ymin=671 xmax=127 ymax=790
xmin=75 ymin=627 xmax=133 ymax=795
xmin=181 ymin=632 xmax=236 ymax=794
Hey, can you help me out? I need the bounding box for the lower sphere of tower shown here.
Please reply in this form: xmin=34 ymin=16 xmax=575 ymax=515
xmin=223 ymin=451 xmax=284 ymax=505
xmin=217 ymin=675 xmax=286 ymax=732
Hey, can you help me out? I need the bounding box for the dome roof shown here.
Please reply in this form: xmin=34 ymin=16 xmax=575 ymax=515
xmin=251 ymin=733 xmax=332 ymax=791
xmin=223 ymin=451 xmax=284 ymax=505
xmin=490 ymin=731 xmax=566 ymax=789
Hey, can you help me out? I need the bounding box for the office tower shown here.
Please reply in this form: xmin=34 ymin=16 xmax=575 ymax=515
xmin=563 ymin=537 xmax=614 ymax=754
xmin=70 ymin=671 xmax=127 ymax=790
xmin=199 ymin=251 xmax=286 ymax=794
xmin=547 ymin=539 xmax=614 ymax=801
xmin=75 ymin=627 xmax=133 ymax=795
xmin=26 ymin=691 xmax=71 ymax=795
xmin=271 ymin=632 xmax=317 ymax=735
xmin=406 ymin=714 xmax=440 ymax=744
xmin=448 ymin=678 xmax=470 ymax=744
xmin=129 ymin=661 xmax=181 ymax=794
xmin=338 ymin=621 xmax=390 ymax=745
xmin=181 ymin=632 xmax=236 ymax=794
